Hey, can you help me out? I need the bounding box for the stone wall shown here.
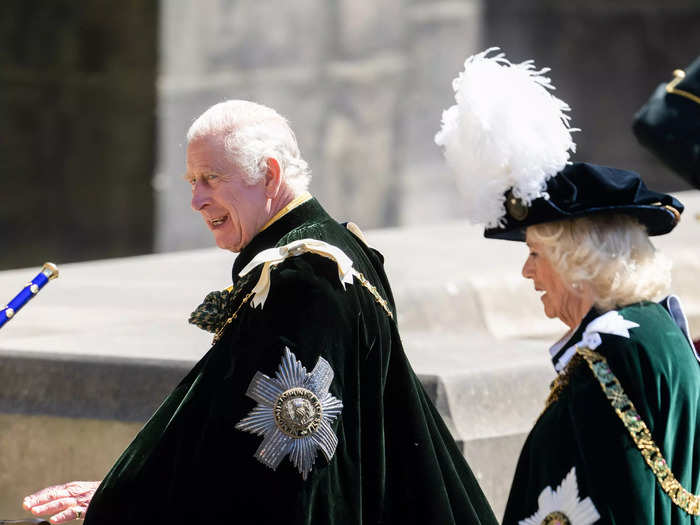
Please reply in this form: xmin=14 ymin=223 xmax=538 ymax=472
xmin=2 ymin=1 xmax=698 ymax=263
xmin=154 ymin=0 xmax=700 ymax=252
xmin=0 ymin=1 xmax=157 ymax=271
xmin=154 ymin=0 xmax=483 ymax=251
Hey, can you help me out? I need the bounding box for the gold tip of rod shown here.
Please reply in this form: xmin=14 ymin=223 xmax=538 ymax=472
xmin=42 ymin=262 xmax=59 ymax=280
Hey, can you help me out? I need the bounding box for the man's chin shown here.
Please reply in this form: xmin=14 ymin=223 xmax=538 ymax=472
xmin=214 ymin=235 xmax=243 ymax=253
xmin=541 ymin=302 xmax=557 ymax=320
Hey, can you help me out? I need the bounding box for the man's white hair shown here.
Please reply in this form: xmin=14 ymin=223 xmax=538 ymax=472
xmin=186 ymin=100 xmax=311 ymax=195
xmin=528 ymin=214 xmax=671 ymax=311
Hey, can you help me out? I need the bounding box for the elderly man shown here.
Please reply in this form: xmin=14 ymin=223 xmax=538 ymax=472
xmin=23 ymin=101 xmax=497 ymax=524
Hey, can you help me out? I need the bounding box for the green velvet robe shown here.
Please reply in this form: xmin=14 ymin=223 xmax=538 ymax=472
xmin=84 ymin=198 xmax=497 ymax=525
xmin=503 ymin=302 xmax=700 ymax=525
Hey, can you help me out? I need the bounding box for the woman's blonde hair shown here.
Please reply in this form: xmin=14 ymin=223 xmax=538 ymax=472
xmin=528 ymin=214 xmax=671 ymax=311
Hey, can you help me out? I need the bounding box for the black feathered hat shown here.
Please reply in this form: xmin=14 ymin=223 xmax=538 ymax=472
xmin=434 ymin=49 xmax=684 ymax=240
xmin=484 ymin=162 xmax=684 ymax=242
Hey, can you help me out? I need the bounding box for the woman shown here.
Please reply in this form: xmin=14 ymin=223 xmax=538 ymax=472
xmin=435 ymin=49 xmax=700 ymax=524
xmin=490 ymin=162 xmax=700 ymax=524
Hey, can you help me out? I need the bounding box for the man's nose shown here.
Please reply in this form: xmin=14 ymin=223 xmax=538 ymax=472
xmin=191 ymin=182 xmax=210 ymax=211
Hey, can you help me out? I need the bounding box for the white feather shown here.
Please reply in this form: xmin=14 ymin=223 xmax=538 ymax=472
xmin=435 ymin=48 xmax=577 ymax=227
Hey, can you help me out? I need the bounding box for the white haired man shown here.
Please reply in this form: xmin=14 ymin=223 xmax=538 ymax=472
xmin=24 ymin=101 xmax=497 ymax=524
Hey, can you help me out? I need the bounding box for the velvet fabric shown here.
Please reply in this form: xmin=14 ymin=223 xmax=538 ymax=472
xmin=84 ymin=198 xmax=497 ymax=525
xmin=484 ymin=162 xmax=684 ymax=242
xmin=503 ymin=302 xmax=700 ymax=524
xmin=633 ymin=56 xmax=700 ymax=186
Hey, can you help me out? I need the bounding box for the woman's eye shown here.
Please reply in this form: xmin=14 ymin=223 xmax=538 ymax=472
xmin=206 ymin=174 xmax=218 ymax=181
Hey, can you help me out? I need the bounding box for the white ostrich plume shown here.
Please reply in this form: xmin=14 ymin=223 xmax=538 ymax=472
xmin=435 ymin=48 xmax=577 ymax=228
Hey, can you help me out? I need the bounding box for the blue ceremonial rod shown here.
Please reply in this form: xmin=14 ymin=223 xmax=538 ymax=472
xmin=0 ymin=262 xmax=59 ymax=329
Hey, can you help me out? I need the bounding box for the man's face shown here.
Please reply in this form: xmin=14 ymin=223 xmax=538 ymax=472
xmin=186 ymin=135 xmax=269 ymax=252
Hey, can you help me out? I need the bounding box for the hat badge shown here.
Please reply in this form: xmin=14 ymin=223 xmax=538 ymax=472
xmin=506 ymin=190 xmax=529 ymax=221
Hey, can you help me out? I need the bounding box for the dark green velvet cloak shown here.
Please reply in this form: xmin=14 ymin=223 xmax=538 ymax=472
xmin=502 ymin=302 xmax=700 ymax=525
xmin=84 ymin=199 xmax=497 ymax=525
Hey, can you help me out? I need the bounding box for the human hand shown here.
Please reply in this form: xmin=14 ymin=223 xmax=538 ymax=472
xmin=22 ymin=481 xmax=100 ymax=523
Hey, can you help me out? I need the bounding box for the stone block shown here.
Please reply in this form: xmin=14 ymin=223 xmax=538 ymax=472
xmin=316 ymin=66 xmax=403 ymax=227
xmin=160 ymin=0 xmax=329 ymax=76
xmin=0 ymin=352 xmax=191 ymax=421
xmin=0 ymin=414 xmax=140 ymax=519
xmin=397 ymin=1 xmax=483 ymax=225
xmin=335 ymin=0 xmax=405 ymax=58
xmin=462 ymin=432 xmax=529 ymax=520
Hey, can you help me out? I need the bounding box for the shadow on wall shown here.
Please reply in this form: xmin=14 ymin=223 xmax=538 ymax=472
xmin=0 ymin=0 xmax=157 ymax=271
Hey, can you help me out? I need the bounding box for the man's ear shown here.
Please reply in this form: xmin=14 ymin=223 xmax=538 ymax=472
xmin=264 ymin=158 xmax=282 ymax=198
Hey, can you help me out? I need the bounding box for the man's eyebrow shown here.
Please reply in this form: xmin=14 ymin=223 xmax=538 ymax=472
xmin=183 ymin=168 xmax=211 ymax=179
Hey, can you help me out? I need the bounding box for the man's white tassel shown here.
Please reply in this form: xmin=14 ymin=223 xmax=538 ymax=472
xmin=435 ymin=48 xmax=577 ymax=228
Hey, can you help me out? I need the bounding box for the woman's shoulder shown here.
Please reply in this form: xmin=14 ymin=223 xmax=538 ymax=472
xmin=617 ymin=300 xmax=676 ymax=331
xmin=593 ymin=301 xmax=698 ymax=397
xmin=612 ymin=301 xmax=693 ymax=359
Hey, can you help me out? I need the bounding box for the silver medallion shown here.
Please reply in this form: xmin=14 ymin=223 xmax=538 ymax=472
xmin=274 ymin=387 xmax=323 ymax=438
xmin=235 ymin=347 xmax=343 ymax=479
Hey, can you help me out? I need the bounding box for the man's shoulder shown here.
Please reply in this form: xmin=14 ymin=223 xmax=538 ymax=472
xmin=237 ymin=235 xmax=395 ymax=322
xmin=277 ymin=217 xmax=360 ymax=255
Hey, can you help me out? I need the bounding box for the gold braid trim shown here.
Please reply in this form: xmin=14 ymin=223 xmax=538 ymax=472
xmin=666 ymin=69 xmax=700 ymax=106
xmin=543 ymin=353 xmax=585 ymax=411
xmin=578 ymin=347 xmax=700 ymax=516
xmin=352 ymin=270 xmax=394 ymax=320
xmin=212 ymin=290 xmax=255 ymax=344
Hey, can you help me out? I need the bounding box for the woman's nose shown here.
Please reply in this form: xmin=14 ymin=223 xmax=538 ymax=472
xmin=522 ymin=256 xmax=534 ymax=279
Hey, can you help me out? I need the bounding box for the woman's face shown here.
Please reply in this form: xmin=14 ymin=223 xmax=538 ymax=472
xmin=522 ymin=231 xmax=591 ymax=328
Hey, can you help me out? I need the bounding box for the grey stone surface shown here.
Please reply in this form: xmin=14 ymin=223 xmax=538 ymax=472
xmin=1 ymin=189 xmax=698 ymax=519
xmin=318 ymin=66 xmax=404 ymax=225
xmin=154 ymin=0 xmax=486 ymax=250
xmin=154 ymin=0 xmax=700 ymax=253
xmin=0 ymin=413 xmax=140 ymax=521
xmin=0 ymin=351 xmax=191 ymax=421
xmin=3 ymin=0 xmax=700 ymax=272
xmin=336 ymin=0 xmax=404 ymax=58
xmin=398 ymin=1 xmax=483 ymax=225
xmin=462 ymin=432 xmax=529 ymax=519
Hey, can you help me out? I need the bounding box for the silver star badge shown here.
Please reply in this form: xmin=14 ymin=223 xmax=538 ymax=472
xmin=235 ymin=347 xmax=343 ymax=479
